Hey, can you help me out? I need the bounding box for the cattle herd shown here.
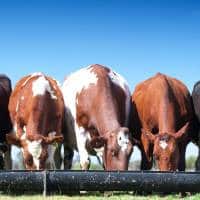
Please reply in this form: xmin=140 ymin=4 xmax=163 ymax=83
xmin=0 ymin=64 xmax=200 ymax=172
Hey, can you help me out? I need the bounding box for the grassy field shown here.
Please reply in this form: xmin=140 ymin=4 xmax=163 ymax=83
xmin=0 ymin=193 xmax=200 ymax=200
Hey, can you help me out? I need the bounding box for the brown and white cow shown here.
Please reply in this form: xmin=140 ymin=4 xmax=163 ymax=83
xmin=6 ymin=73 xmax=64 ymax=170
xmin=0 ymin=74 xmax=13 ymax=169
xmin=132 ymin=73 xmax=196 ymax=171
xmin=62 ymin=64 xmax=133 ymax=170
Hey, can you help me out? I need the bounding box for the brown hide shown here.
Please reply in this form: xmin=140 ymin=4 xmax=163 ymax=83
xmin=7 ymin=74 xmax=64 ymax=170
xmin=132 ymin=73 xmax=194 ymax=171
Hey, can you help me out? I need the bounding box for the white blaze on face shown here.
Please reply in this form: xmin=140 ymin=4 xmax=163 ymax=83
xmin=117 ymin=131 xmax=129 ymax=152
xmin=159 ymin=140 xmax=168 ymax=150
xmin=32 ymin=76 xmax=57 ymax=100
xmin=27 ymin=139 xmax=42 ymax=170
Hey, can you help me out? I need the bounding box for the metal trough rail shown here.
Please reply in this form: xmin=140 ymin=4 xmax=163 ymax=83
xmin=0 ymin=170 xmax=200 ymax=193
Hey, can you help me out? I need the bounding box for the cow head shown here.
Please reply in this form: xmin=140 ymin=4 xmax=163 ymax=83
xmin=6 ymin=133 xmax=63 ymax=170
xmin=142 ymin=122 xmax=189 ymax=171
xmin=90 ymin=127 xmax=133 ymax=170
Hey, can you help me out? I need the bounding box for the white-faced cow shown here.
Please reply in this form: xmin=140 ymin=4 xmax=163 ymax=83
xmin=62 ymin=64 xmax=133 ymax=170
xmin=0 ymin=74 xmax=12 ymax=169
xmin=132 ymin=73 xmax=197 ymax=171
xmin=6 ymin=73 xmax=64 ymax=170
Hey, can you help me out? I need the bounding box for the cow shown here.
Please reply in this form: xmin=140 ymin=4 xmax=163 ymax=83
xmin=0 ymin=74 xmax=12 ymax=169
xmin=61 ymin=64 xmax=133 ymax=170
xmin=132 ymin=73 xmax=197 ymax=171
xmin=192 ymin=81 xmax=200 ymax=170
xmin=6 ymin=73 xmax=64 ymax=170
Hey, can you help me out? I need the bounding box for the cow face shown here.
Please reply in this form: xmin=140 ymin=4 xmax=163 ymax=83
xmin=99 ymin=127 xmax=133 ymax=170
xmin=143 ymin=122 xmax=189 ymax=171
xmin=153 ymin=134 xmax=179 ymax=171
xmin=6 ymin=133 xmax=63 ymax=170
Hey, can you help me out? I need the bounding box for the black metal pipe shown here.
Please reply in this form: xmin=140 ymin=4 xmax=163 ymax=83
xmin=0 ymin=170 xmax=200 ymax=193
xmin=0 ymin=171 xmax=44 ymax=192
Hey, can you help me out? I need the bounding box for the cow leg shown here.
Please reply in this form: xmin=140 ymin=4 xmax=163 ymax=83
xmin=4 ymin=145 xmax=11 ymax=169
xmin=54 ymin=144 xmax=62 ymax=169
xmin=140 ymin=134 xmax=153 ymax=170
xmin=10 ymin=123 xmax=25 ymax=169
xmin=141 ymin=150 xmax=153 ymax=170
xmin=178 ymin=144 xmax=187 ymax=171
xmin=63 ymin=144 xmax=74 ymax=169
xmin=75 ymin=126 xmax=90 ymax=170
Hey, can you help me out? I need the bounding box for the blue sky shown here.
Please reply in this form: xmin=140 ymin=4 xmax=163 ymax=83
xmin=0 ymin=0 xmax=200 ymax=159
xmin=1 ymin=0 xmax=200 ymax=92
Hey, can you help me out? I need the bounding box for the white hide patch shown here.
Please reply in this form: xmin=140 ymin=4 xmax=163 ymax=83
xmin=117 ymin=131 xmax=129 ymax=152
xmin=108 ymin=70 xmax=129 ymax=92
xmin=108 ymin=70 xmax=131 ymax=126
xmin=27 ymin=139 xmax=42 ymax=169
xmin=62 ymin=65 xmax=98 ymax=120
xmin=159 ymin=140 xmax=168 ymax=150
xmin=22 ymin=72 xmax=44 ymax=86
xmin=32 ymin=76 xmax=57 ymax=100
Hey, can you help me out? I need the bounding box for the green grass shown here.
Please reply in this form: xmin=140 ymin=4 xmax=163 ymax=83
xmin=1 ymin=193 xmax=200 ymax=200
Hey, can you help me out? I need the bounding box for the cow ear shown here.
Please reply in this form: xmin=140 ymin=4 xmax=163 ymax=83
xmin=43 ymin=135 xmax=64 ymax=144
xmin=6 ymin=134 xmax=21 ymax=147
xmin=174 ymin=122 xmax=189 ymax=141
xmin=142 ymin=128 xmax=156 ymax=143
xmin=89 ymin=137 xmax=106 ymax=148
